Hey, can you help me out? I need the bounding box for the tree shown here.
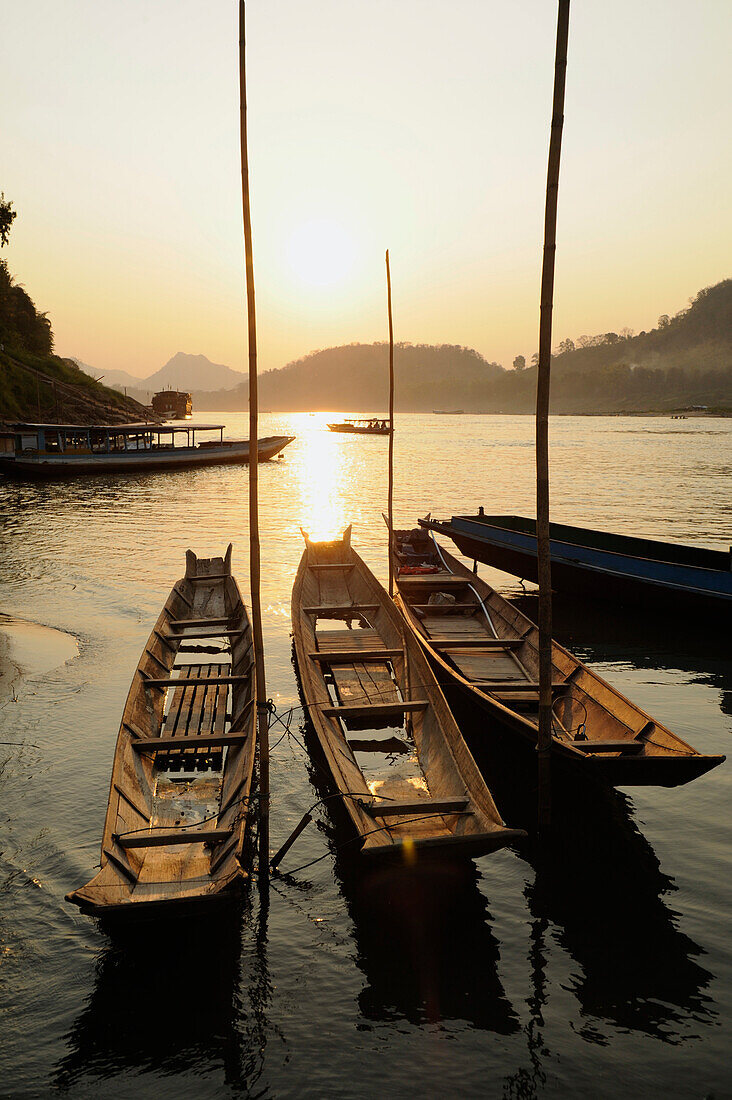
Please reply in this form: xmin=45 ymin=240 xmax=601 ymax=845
xmin=513 ymin=354 xmax=526 ymax=371
xmin=620 ymin=327 xmax=634 ymax=340
xmin=577 ymin=335 xmax=592 ymax=348
xmin=0 ymin=193 xmax=16 ymax=247
xmin=557 ymin=338 xmax=575 ymax=354
xmin=531 ymin=352 xmax=539 ymax=367
xmin=658 ymin=314 xmax=670 ymax=328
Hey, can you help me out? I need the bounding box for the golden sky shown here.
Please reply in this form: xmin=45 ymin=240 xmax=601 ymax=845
xmin=3 ymin=0 xmax=730 ymax=378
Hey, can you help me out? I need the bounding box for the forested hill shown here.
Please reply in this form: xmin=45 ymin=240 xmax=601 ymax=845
xmin=260 ymin=343 xmax=502 ymax=411
xmin=0 ymin=259 xmax=156 ymax=424
xmin=192 ymin=279 xmax=731 ymax=414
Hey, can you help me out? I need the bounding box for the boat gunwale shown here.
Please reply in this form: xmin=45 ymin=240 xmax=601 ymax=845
xmin=391 ymin=528 xmax=725 ymax=783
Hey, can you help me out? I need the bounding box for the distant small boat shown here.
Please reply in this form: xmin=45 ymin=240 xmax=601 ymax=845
xmin=66 ymin=546 xmax=257 ymax=916
xmin=0 ymin=421 xmax=294 ymax=477
xmin=291 ymin=527 xmax=525 ymax=859
xmin=422 ymin=512 xmax=732 ymax=615
xmin=388 ymin=521 xmax=725 ymax=787
xmin=327 ymin=418 xmax=391 ymax=435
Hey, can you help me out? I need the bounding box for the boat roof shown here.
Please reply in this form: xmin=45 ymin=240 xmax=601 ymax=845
xmin=2 ymin=422 xmax=225 ymax=432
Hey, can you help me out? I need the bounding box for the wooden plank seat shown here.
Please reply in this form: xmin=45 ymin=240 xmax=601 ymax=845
xmin=133 ymin=732 xmax=249 ymax=752
xmin=359 ymin=797 xmax=470 ymax=817
xmin=166 ymin=628 xmax=248 ymax=641
xmin=188 ymin=573 xmax=231 ymax=582
xmin=153 ymin=662 xmax=233 ymax=772
xmin=568 ymin=740 xmax=644 ymax=754
xmin=141 ymin=673 xmax=248 ymax=688
xmin=114 ymin=828 xmax=232 ymax=849
xmin=397 ymin=576 xmax=467 ymax=588
xmin=308 ymin=563 xmax=355 ymax=571
xmin=430 ymin=637 xmax=524 ymax=649
xmin=168 ymin=616 xmax=234 ymax=629
xmin=321 ymin=700 xmax=428 ymax=719
xmin=303 ymin=604 xmax=378 ymax=616
xmin=408 ymin=602 xmax=485 ymax=612
xmin=309 ymin=648 xmax=401 ymax=662
xmin=481 ymin=680 xmax=569 ymax=692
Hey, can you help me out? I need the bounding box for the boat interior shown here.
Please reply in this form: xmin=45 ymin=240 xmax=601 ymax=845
xmin=67 ymin=546 xmax=257 ymax=913
xmin=294 ymin=529 xmax=520 ymax=855
xmin=392 ymin=526 xmax=721 ymax=776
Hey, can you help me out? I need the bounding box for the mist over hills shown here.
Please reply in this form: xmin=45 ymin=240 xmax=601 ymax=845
xmin=75 ymin=352 xmax=246 ymax=395
xmin=192 ymin=279 xmax=731 ymax=414
xmin=75 ymin=278 xmax=731 ymax=415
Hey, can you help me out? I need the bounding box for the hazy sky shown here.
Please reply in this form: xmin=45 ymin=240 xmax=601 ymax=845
xmin=3 ymin=0 xmax=730 ymax=378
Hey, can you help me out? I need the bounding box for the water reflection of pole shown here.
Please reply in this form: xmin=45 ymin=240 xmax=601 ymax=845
xmin=536 ymin=0 xmax=570 ymax=831
xmin=239 ymin=0 xmax=270 ymax=883
xmin=386 ymin=249 xmax=395 ymax=597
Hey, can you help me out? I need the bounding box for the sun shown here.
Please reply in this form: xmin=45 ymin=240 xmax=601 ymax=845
xmin=285 ymin=217 xmax=357 ymax=289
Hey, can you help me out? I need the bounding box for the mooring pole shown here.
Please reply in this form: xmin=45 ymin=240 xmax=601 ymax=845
xmin=386 ymin=249 xmax=395 ymax=597
xmin=536 ymin=0 xmax=570 ymax=833
xmin=239 ymin=0 xmax=270 ymax=882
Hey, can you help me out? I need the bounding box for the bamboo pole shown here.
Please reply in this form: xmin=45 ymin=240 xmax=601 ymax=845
xmin=239 ymin=0 xmax=270 ymax=881
xmin=536 ymin=0 xmax=570 ymax=832
xmin=386 ymin=249 xmax=395 ymax=597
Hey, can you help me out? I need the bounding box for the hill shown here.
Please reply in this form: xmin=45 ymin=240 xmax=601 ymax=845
xmin=0 ymin=260 xmax=159 ymax=425
xmin=193 ymin=343 xmax=504 ymax=412
xmin=189 ymin=279 xmax=732 ymax=414
xmin=74 ymin=352 xmax=247 ymax=398
xmin=145 ymin=352 xmax=246 ymax=392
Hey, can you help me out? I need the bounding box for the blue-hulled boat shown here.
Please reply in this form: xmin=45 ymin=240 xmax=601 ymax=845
xmin=420 ymin=512 xmax=732 ymax=616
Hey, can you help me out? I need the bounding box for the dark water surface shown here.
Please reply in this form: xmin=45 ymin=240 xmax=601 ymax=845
xmin=0 ymin=413 xmax=730 ymax=1098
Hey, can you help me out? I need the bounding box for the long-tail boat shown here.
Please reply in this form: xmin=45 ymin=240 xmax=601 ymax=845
xmin=291 ymin=527 xmax=525 ymax=858
xmin=422 ymin=512 xmax=732 ymax=616
xmin=388 ymin=522 xmax=725 ymax=787
xmin=326 ymin=418 xmax=391 ymax=435
xmin=67 ymin=546 xmax=257 ymax=915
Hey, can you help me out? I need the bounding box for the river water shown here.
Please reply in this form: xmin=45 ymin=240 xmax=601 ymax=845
xmin=0 ymin=412 xmax=730 ymax=1098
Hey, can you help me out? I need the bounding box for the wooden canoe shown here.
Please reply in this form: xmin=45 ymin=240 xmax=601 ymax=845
xmin=389 ymin=523 xmax=725 ymax=787
xmin=66 ymin=545 xmax=257 ymax=915
xmin=291 ymin=528 xmax=525 ymax=859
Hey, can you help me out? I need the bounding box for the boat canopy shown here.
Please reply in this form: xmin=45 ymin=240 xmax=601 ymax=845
xmin=0 ymin=422 xmax=227 ymax=454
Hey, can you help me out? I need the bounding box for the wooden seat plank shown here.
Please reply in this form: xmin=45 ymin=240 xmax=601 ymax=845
xmin=310 ymin=648 xmax=400 ymax=663
xmin=168 ymin=616 xmax=233 ymax=629
xmin=116 ymin=828 xmax=232 ymax=849
xmin=569 ymin=739 xmax=644 ymax=754
xmin=360 ymin=798 xmax=469 ymax=817
xmin=303 ymin=604 xmax=378 ymax=616
xmin=142 ymin=674 xmax=249 ymax=688
xmin=133 ymin=732 xmax=249 ymax=751
xmin=321 ymin=700 xmax=428 ymax=719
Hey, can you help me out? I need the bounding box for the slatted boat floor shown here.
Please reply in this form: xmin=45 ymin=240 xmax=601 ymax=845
xmin=158 ymin=661 xmax=230 ymax=771
xmin=314 ymin=626 xmax=428 ymax=807
xmin=420 ymin=611 xmax=528 ymax=686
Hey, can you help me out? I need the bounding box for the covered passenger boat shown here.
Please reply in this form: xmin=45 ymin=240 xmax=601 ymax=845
xmin=67 ymin=546 xmax=257 ymax=915
xmin=388 ymin=522 xmax=725 ymax=787
xmin=0 ymin=422 xmax=294 ymax=477
xmin=291 ymin=527 xmax=525 ymax=859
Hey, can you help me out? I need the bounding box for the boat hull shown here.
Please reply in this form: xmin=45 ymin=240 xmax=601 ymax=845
xmin=389 ymin=528 xmax=724 ymax=789
xmin=0 ymin=435 xmax=294 ymax=478
xmin=291 ymin=529 xmax=525 ymax=860
xmin=426 ymin=515 xmax=732 ymax=615
xmin=66 ymin=547 xmax=257 ymax=916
